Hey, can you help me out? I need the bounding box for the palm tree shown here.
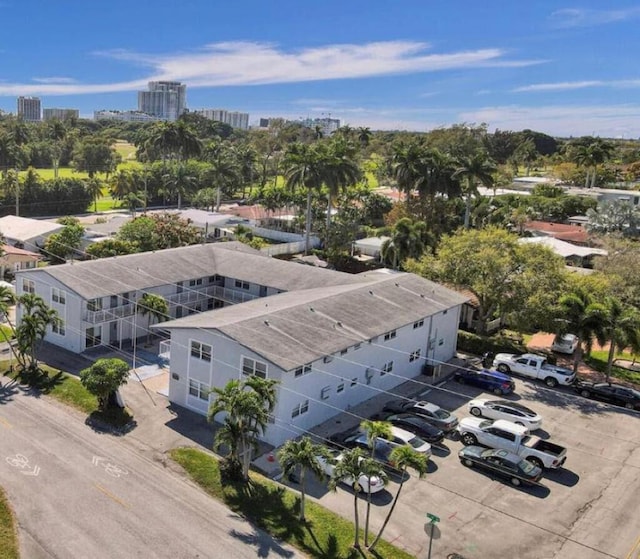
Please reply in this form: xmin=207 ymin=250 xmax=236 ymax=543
xmin=86 ymin=177 xmax=103 ymax=213
xmin=0 ymin=286 xmax=22 ymax=369
xmin=109 ymin=170 xmax=135 ymax=204
xmin=557 ymin=289 xmax=607 ymax=375
xmin=174 ymin=120 xmax=202 ymax=162
xmin=202 ymin=141 xmax=240 ymax=211
xmin=137 ymin=293 xmax=169 ymax=344
xmin=234 ymin=143 xmax=257 ymax=199
xmin=596 ymin=298 xmax=640 ymax=382
xmin=357 ymin=127 xmax=372 ymax=148
xmin=47 ymin=119 xmax=67 ymax=178
xmin=277 ymin=437 xmax=330 ymax=521
xmin=329 ymin=448 xmax=367 ymax=550
xmin=284 ymin=143 xmax=324 ymax=254
xmin=145 ymin=122 xmax=181 ymax=164
xmin=162 ymin=163 xmax=198 ymax=209
xmin=453 ymin=151 xmax=496 ymax=229
xmin=368 ymin=446 xmax=428 ymax=552
xmin=381 ymin=218 xmax=428 ymax=270
xmin=360 ymin=420 xmax=392 ymax=546
xmin=15 ymin=294 xmax=61 ymax=372
xmin=390 ymin=140 xmax=426 ymax=201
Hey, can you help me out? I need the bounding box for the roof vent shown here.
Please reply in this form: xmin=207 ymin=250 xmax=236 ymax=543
xmin=420 ymin=294 xmax=425 ymax=298
xmin=309 ymin=307 xmax=315 ymax=312
xmin=369 ymin=290 xmax=374 ymax=295
xmin=264 ymin=320 xmax=270 ymax=326
xmin=336 ymin=321 xmax=343 ymax=327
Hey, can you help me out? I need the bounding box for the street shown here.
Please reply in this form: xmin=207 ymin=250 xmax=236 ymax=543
xmin=0 ymin=381 xmax=300 ymax=559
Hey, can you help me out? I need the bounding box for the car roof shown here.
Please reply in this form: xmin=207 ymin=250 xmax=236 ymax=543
xmin=390 ymin=425 xmax=419 ymax=441
xmin=412 ymin=401 xmax=439 ymax=412
xmin=492 ymin=400 xmax=537 ymax=414
xmin=486 ymin=448 xmax=522 ymax=464
xmin=491 ymin=419 xmax=529 ymax=435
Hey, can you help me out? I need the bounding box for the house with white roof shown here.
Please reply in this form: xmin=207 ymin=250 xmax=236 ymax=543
xmin=0 ymin=215 xmax=63 ymax=250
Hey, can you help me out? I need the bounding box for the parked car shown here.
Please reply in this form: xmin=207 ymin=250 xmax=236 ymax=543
xmin=370 ymin=412 xmax=446 ymax=445
xmin=467 ymin=399 xmax=543 ymax=431
xmin=551 ymin=333 xmax=579 ymax=354
xmin=383 ymin=400 xmax=459 ymax=433
xmin=316 ymin=448 xmax=386 ymax=494
xmin=330 ymin=432 xmax=398 ymax=470
xmin=454 ymin=368 xmax=515 ymax=395
xmin=574 ymin=381 xmax=640 ymax=410
xmin=492 ymin=353 xmax=576 ymax=387
xmin=458 ymin=446 xmax=543 ymax=487
xmin=457 ymin=417 xmax=567 ymax=469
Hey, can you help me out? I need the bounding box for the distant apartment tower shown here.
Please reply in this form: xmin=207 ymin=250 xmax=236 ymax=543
xmin=195 ymin=108 xmax=249 ymax=130
xmin=43 ymin=108 xmax=79 ymax=121
xmin=17 ymin=97 xmax=41 ymax=122
xmin=94 ymin=110 xmax=159 ymax=122
xmin=138 ymin=81 xmax=186 ymax=121
xmin=301 ymin=117 xmax=340 ymax=137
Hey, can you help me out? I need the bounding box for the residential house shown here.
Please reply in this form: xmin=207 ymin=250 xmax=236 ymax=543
xmin=0 ymin=215 xmax=63 ymax=251
xmin=0 ymin=244 xmax=40 ymax=279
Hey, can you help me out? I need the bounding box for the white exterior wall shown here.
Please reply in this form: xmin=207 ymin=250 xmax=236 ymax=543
xmin=166 ymin=306 xmax=462 ymax=447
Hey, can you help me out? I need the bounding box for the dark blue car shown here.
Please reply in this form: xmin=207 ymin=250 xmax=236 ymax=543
xmin=454 ymin=368 xmax=515 ymax=395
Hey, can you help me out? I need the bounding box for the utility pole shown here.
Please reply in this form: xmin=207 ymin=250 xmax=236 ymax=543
xmin=14 ymin=169 xmax=19 ymax=216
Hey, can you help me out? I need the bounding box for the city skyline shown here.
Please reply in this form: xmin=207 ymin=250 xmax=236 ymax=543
xmin=0 ymin=1 xmax=639 ymax=136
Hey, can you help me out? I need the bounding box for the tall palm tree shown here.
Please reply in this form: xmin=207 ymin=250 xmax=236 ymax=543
xmin=202 ymin=141 xmax=240 ymax=211
xmin=86 ymin=177 xmax=103 ymax=213
xmin=329 ymin=448 xmax=367 ymax=550
xmin=360 ymin=420 xmax=392 ymax=546
xmin=596 ymin=298 xmax=640 ymax=382
xmin=162 ymin=163 xmax=198 ymax=209
xmin=0 ymin=286 xmax=22 ymax=369
xmin=109 ymin=170 xmax=135 ymax=204
xmin=16 ymin=294 xmax=61 ymax=372
xmin=381 ymin=218 xmax=428 ymax=270
xmin=174 ymin=120 xmax=202 ymax=162
xmin=137 ymin=293 xmax=169 ymax=344
xmin=145 ymin=122 xmax=181 ymax=164
xmin=368 ymin=446 xmax=428 ymax=552
xmin=47 ymin=119 xmax=67 ymax=178
xmin=557 ymin=289 xmax=606 ymax=375
xmin=357 ymin=127 xmax=372 ymax=149
xmin=277 ymin=437 xmax=330 ymax=521
xmin=234 ymin=143 xmax=257 ymax=200
xmin=284 ymin=142 xmax=324 ymax=254
xmin=390 ymin=140 xmax=426 ymax=201
xmin=453 ymin=151 xmax=496 ymax=229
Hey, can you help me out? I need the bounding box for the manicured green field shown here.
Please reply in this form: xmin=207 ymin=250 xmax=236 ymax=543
xmin=170 ymin=447 xmax=413 ymax=559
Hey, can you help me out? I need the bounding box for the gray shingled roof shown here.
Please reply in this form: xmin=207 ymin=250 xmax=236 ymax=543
xmin=159 ymin=272 xmax=469 ymax=371
xmin=23 ymin=242 xmax=363 ymax=300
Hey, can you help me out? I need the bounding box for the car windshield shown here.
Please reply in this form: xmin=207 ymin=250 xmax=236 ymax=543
xmin=630 ymin=390 xmax=640 ymax=398
xmin=519 ymin=460 xmax=537 ymax=474
xmin=495 ymin=401 xmax=535 ymax=416
xmin=433 ymin=408 xmax=451 ymax=419
xmin=408 ymin=435 xmax=427 ymax=449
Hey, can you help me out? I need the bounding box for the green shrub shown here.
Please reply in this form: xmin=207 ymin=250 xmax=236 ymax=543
xmin=457 ymin=330 xmax=526 ymax=356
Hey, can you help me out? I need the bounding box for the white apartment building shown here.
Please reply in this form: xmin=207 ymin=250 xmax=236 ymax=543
xmin=43 ymin=108 xmax=79 ymax=121
xmin=195 ymin=108 xmax=250 ymax=130
xmin=138 ymin=81 xmax=186 ymax=121
xmin=17 ymin=97 xmax=41 ymax=122
xmin=94 ymin=110 xmax=159 ymax=122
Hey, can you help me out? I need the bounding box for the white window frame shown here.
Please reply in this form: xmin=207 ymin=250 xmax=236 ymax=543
xmin=234 ymin=279 xmax=250 ymax=290
xmin=320 ymin=386 xmax=331 ymax=400
xmin=23 ymin=279 xmax=35 ymax=294
xmin=242 ymin=356 xmax=267 ymax=378
xmin=51 ymin=287 xmax=66 ymax=305
xmin=52 ymin=321 xmax=65 ymax=336
xmin=381 ymin=361 xmax=393 ymax=376
xmin=413 ymin=319 xmax=424 ymax=329
xmin=336 ymin=382 xmax=345 ymax=393
xmin=384 ymin=330 xmax=397 ymax=341
xmin=188 ymin=379 xmax=209 ymax=401
xmin=291 ymin=399 xmax=309 ymax=418
xmin=189 ymin=278 xmax=204 ymax=287
xmin=350 ymin=377 xmax=358 ymax=387
xmin=294 ymin=363 xmax=312 ymax=378
xmin=190 ymin=341 xmax=212 ymax=362
xmin=409 ymin=349 xmax=422 ymax=362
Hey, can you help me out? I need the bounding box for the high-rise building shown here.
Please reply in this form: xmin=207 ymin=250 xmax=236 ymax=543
xmin=94 ymin=110 xmax=159 ymax=122
xmin=301 ymin=117 xmax=340 ymax=137
xmin=43 ymin=108 xmax=79 ymax=121
xmin=194 ymin=108 xmax=250 ymax=130
xmin=137 ymin=81 xmax=186 ymax=121
xmin=17 ymin=97 xmax=41 ymax=122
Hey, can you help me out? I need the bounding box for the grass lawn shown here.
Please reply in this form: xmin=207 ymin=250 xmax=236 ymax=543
xmin=0 ymin=487 xmax=19 ymax=559
xmin=0 ymin=325 xmax=14 ymax=342
xmin=585 ymin=350 xmax=640 ymax=385
xmin=170 ymin=448 xmax=414 ymax=559
xmin=18 ymin=167 xmax=89 ymax=180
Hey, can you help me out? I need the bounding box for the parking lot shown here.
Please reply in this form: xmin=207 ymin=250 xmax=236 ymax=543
xmin=303 ymin=375 xmax=640 ymax=559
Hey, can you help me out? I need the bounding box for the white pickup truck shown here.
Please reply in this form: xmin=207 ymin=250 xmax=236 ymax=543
xmin=457 ymin=418 xmax=567 ymax=469
xmin=492 ymin=353 xmax=576 ymax=387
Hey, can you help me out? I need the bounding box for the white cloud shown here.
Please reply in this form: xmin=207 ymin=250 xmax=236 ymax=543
xmin=0 ymin=40 xmax=542 ymax=96
xmin=513 ymin=79 xmax=640 ymax=92
xmin=549 ymin=7 xmax=640 ymax=28
xmin=32 ymin=77 xmax=78 ymax=84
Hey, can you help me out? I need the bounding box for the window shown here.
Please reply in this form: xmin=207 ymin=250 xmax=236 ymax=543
xmin=323 ymin=355 xmax=334 ymax=364
xmin=409 ymin=349 xmax=421 ymax=362
xmin=52 ymin=321 xmax=65 ymax=336
xmin=234 ymin=279 xmax=250 ymax=290
xmin=336 ymin=382 xmax=345 ymax=393
xmin=85 ymin=326 xmax=102 ymax=348
xmin=189 ymin=278 xmax=204 ymax=287
xmin=350 ymin=377 xmax=358 ymax=387
xmin=190 ymin=341 xmax=212 ymax=362
xmin=188 ymin=379 xmax=209 ymax=401
xmin=209 ymin=275 xmax=222 ymax=283
xmin=438 ymin=338 xmax=444 ymax=346
xmin=52 ymin=288 xmax=66 ymax=305
xmin=87 ymin=298 xmax=102 ymax=312
xmin=384 ymin=330 xmax=397 ymax=341
xmin=242 ymin=357 xmax=267 ymax=378
xmin=23 ymin=279 xmax=35 ymax=294
xmin=413 ymin=319 xmax=424 ymax=329
xmin=291 ymin=400 xmax=309 ymax=418
xmin=381 ymin=361 xmax=394 ymax=376
xmin=320 ymin=386 xmax=331 ymax=400
xmin=294 ymin=364 xmax=312 ymax=378
xmin=340 ymin=348 xmax=348 ymax=356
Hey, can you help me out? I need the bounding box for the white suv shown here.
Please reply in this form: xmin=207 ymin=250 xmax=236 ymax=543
xmin=383 ymin=426 xmax=432 ymax=459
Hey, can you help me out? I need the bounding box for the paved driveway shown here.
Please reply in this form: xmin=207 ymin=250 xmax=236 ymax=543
xmin=306 ymin=376 xmax=640 ymax=559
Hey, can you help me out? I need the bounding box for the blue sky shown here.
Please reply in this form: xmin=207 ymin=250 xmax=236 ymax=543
xmin=1 ymin=1 xmax=639 ymax=137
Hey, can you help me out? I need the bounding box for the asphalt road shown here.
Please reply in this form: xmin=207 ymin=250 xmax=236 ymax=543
xmin=305 ymin=377 xmax=640 ymax=559
xmin=0 ymin=382 xmax=300 ymax=559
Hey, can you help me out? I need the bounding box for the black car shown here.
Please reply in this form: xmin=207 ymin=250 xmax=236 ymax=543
xmin=382 ymin=400 xmax=459 ymax=433
xmin=575 ymin=381 xmax=640 ymax=410
xmin=458 ymin=446 xmax=543 ymax=487
xmin=329 ymin=432 xmax=398 ymax=470
xmin=454 ymin=368 xmax=515 ymax=395
xmin=370 ymin=412 xmax=445 ymax=445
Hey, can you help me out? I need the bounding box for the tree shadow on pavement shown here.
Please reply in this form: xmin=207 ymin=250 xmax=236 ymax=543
xmin=0 ymin=376 xmax=18 ymax=404
xmin=229 ymin=527 xmax=296 ymax=558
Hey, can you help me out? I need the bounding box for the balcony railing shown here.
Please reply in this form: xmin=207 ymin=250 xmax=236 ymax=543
xmin=159 ymin=340 xmax=170 ymax=359
xmin=85 ymin=303 xmax=135 ymax=323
